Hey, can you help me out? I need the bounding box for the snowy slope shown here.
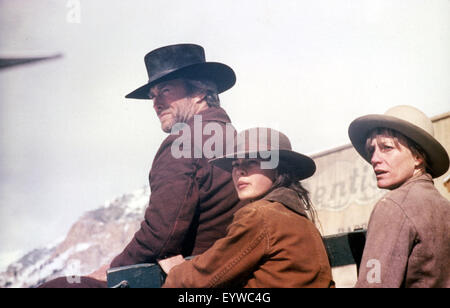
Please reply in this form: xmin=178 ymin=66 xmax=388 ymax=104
xmin=0 ymin=186 xmax=149 ymax=288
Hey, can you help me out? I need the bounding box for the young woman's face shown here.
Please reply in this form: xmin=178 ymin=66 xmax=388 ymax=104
xmin=366 ymin=134 xmax=423 ymax=190
xmin=231 ymin=158 xmax=277 ymax=201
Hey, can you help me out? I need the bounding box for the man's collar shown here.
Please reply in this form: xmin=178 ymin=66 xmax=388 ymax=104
xmin=191 ymin=107 xmax=232 ymax=125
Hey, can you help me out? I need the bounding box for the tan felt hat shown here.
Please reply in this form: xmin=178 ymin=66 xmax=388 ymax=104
xmin=348 ymin=105 xmax=449 ymax=178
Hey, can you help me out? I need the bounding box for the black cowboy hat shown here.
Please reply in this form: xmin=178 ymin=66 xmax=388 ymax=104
xmin=125 ymin=44 xmax=236 ymax=99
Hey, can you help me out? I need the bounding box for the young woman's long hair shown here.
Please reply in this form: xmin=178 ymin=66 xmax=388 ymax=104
xmin=268 ymin=160 xmax=319 ymax=227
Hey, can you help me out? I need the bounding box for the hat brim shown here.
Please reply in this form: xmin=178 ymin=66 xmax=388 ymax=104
xmin=125 ymin=62 xmax=236 ymax=99
xmin=209 ymin=150 xmax=316 ymax=181
xmin=348 ymin=114 xmax=449 ymax=178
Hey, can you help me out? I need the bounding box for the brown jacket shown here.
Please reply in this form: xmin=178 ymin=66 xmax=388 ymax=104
xmin=356 ymin=174 xmax=450 ymax=288
xmin=163 ymin=187 xmax=334 ymax=288
xmin=111 ymin=107 xmax=243 ymax=267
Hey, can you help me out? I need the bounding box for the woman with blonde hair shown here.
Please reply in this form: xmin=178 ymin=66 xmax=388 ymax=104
xmin=348 ymin=105 xmax=450 ymax=288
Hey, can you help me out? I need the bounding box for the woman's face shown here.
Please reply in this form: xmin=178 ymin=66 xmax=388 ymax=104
xmin=366 ymin=134 xmax=423 ymax=190
xmin=232 ymin=158 xmax=277 ymax=201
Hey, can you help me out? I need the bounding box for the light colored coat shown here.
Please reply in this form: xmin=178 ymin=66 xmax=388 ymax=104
xmin=356 ymin=174 xmax=450 ymax=288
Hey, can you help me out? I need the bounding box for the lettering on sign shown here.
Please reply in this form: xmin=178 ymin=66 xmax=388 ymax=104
xmin=304 ymin=160 xmax=385 ymax=212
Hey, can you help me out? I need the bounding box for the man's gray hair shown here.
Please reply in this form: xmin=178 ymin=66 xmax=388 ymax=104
xmin=184 ymin=78 xmax=221 ymax=108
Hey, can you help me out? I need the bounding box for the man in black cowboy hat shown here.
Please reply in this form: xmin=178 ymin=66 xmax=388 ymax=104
xmin=109 ymin=43 xmax=243 ymax=268
xmin=40 ymin=44 xmax=243 ymax=287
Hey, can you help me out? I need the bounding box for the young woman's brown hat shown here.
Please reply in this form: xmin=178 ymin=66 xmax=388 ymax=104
xmin=210 ymin=127 xmax=316 ymax=181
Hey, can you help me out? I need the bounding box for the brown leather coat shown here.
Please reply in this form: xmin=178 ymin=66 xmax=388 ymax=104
xmin=111 ymin=107 xmax=243 ymax=267
xmin=163 ymin=187 xmax=334 ymax=288
xmin=356 ymin=174 xmax=450 ymax=288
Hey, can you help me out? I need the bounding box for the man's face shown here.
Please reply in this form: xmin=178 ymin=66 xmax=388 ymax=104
xmin=149 ymin=79 xmax=200 ymax=133
xmin=149 ymin=79 xmax=189 ymax=133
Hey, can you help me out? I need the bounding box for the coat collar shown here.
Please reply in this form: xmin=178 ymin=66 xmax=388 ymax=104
xmin=399 ymin=173 xmax=433 ymax=189
xmin=168 ymin=106 xmax=233 ymax=138
xmin=263 ymin=187 xmax=308 ymax=217
xmin=186 ymin=106 xmax=232 ymax=126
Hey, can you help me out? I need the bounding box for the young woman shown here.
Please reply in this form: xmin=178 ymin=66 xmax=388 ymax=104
xmin=159 ymin=128 xmax=334 ymax=288
xmin=348 ymin=105 xmax=450 ymax=288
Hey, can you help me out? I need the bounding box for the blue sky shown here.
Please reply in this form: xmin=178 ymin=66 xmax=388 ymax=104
xmin=1 ymin=0 xmax=449 ymax=269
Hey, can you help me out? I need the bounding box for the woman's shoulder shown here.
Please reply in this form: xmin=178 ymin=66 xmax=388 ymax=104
xmin=232 ymin=199 xmax=270 ymax=220
xmin=234 ymin=199 xmax=273 ymax=216
xmin=240 ymin=199 xmax=310 ymax=228
xmin=382 ymin=174 xmax=441 ymax=209
xmin=233 ymin=199 xmax=288 ymax=223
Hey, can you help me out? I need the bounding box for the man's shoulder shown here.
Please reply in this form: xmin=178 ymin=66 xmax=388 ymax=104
xmin=198 ymin=107 xmax=233 ymax=125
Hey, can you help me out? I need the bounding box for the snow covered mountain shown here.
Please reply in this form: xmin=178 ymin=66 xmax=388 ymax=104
xmin=0 ymin=186 xmax=150 ymax=288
